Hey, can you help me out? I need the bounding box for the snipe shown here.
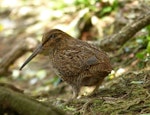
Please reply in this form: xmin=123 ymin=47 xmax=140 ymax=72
xmin=20 ymin=29 xmax=112 ymax=98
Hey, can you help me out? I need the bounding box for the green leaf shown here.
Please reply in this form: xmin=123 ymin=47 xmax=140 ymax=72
xmin=101 ymin=6 xmax=112 ymax=15
xmin=146 ymin=36 xmax=150 ymax=41
xmin=146 ymin=41 xmax=150 ymax=53
xmin=136 ymin=51 xmax=146 ymax=60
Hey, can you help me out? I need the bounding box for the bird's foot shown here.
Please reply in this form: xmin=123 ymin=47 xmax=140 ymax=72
xmin=79 ymin=98 xmax=94 ymax=115
xmin=63 ymin=98 xmax=74 ymax=105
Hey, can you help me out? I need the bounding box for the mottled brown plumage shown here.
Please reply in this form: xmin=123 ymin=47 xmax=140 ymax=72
xmin=20 ymin=29 xmax=112 ymax=98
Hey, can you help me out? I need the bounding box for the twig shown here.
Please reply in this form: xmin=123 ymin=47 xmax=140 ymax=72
xmin=100 ymin=11 xmax=150 ymax=51
xmin=0 ymin=85 xmax=65 ymax=115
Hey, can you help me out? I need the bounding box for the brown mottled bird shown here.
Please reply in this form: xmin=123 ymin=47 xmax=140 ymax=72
xmin=20 ymin=29 xmax=112 ymax=98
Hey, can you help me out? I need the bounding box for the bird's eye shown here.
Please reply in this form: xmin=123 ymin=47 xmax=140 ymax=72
xmin=50 ymin=34 xmax=56 ymax=38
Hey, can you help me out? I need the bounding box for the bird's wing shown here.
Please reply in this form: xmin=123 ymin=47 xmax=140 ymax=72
xmin=86 ymin=56 xmax=99 ymax=66
xmin=52 ymin=41 xmax=111 ymax=77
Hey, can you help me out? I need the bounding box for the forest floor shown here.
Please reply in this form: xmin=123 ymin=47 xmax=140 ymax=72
xmin=0 ymin=0 xmax=150 ymax=115
xmin=28 ymin=56 xmax=150 ymax=115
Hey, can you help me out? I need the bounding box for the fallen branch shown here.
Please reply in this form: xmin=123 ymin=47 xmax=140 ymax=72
xmin=100 ymin=11 xmax=150 ymax=51
xmin=0 ymin=39 xmax=35 ymax=75
xmin=0 ymin=84 xmax=65 ymax=115
xmin=0 ymin=40 xmax=27 ymax=75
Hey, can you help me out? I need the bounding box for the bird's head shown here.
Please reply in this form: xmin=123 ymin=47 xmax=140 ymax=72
xmin=20 ymin=29 xmax=71 ymax=70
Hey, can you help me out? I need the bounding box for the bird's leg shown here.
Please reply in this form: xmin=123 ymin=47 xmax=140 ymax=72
xmin=92 ymin=83 xmax=101 ymax=93
xmin=80 ymin=82 xmax=103 ymax=114
xmin=88 ymin=80 xmax=103 ymax=97
xmin=72 ymin=85 xmax=80 ymax=99
xmin=63 ymin=85 xmax=80 ymax=105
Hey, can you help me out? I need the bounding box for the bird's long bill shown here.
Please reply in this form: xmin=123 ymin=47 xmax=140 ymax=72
xmin=19 ymin=44 xmax=43 ymax=70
